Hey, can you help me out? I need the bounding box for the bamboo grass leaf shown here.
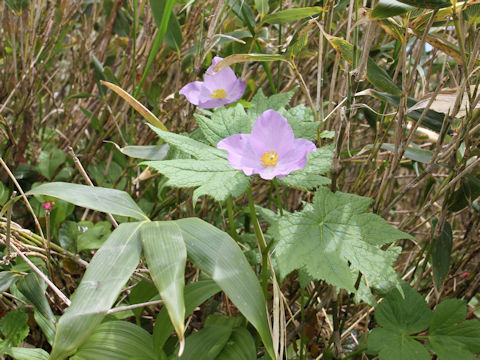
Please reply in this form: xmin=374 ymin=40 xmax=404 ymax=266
xmin=26 ymin=182 xmax=148 ymax=221
xmin=49 ymin=222 xmax=145 ymax=360
xmin=141 ymin=221 xmax=187 ymax=343
xmin=175 ymin=218 xmax=275 ymax=359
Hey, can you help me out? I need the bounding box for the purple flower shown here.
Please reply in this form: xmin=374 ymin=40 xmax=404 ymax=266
xmin=217 ymin=110 xmax=316 ymax=180
xmin=179 ymin=57 xmax=246 ymax=109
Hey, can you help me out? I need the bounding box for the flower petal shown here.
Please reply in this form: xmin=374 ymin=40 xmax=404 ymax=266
xmin=272 ymin=139 xmax=317 ymax=177
xmin=217 ymin=134 xmax=262 ymax=176
xmin=249 ymin=110 xmax=295 ymax=158
xmin=225 ymin=78 xmax=247 ymax=103
xmin=205 ymin=57 xmax=237 ymax=85
xmin=179 ymin=81 xmax=204 ymax=106
xmin=203 ymin=68 xmax=238 ymax=92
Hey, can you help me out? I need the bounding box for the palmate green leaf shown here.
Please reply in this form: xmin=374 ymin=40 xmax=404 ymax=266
xmin=195 ymin=104 xmax=252 ymax=146
xmin=176 ymin=218 xmax=274 ymax=359
xmin=27 ymin=183 xmax=148 ymax=221
xmin=366 ymin=283 xmax=432 ymax=360
xmin=141 ymin=221 xmax=186 ymax=341
xmin=278 ymin=104 xmax=320 ymax=141
xmin=72 ymin=321 xmax=156 ymax=360
xmin=429 ymin=299 xmax=480 ymax=360
xmin=278 ymin=144 xmax=333 ymax=190
xmin=375 ymin=282 xmax=432 ymax=333
xmin=273 ymin=187 xmax=412 ymax=293
xmin=249 ymin=88 xmax=296 ymax=118
xmin=143 ymin=159 xmax=250 ymax=203
xmin=50 ymin=222 xmax=145 ymax=360
xmin=367 ymin=328 xmax=431 ymax=360
xmin=146 ymin=125 xmax=251 ymax=202
xmin=196 ymin=102 xmax=321 ymax=148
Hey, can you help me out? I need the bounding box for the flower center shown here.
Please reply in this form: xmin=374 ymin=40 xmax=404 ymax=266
xmin=211 ymin=89 xmax=227 ymax=99
xmin=260 ymin=151 xmax=279 ymax=167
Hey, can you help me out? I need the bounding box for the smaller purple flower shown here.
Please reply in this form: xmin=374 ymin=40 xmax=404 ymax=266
xmin=217 ymin=110 xmax=316 ymax=180
xmin=179 ymin=57 xmax=246 ymax=109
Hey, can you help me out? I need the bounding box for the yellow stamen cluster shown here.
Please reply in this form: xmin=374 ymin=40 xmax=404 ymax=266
xmin=211 ymin=89 xmax=227 ymax=99
xmin=261 ymin=151 xmax=279 ymax=167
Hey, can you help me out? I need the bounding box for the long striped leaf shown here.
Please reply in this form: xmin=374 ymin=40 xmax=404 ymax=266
xmin=49 ymin=222 xmax=145 ymax=359
xmin=175 ymin=218 xmax=274 ymax=359
xmin=27 ymin=182 xmax=148 ymax=221
xmin=72 ymin=321 xmax=156 ymax=360
xmin=141 ymin=221 xmax=187 ymax=342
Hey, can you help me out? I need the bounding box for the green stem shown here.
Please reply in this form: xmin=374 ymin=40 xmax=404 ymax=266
xmin=247 ymin=187 xmax=269 ymax=298
xmin=273 ymin=178 xmax=283 ymax=216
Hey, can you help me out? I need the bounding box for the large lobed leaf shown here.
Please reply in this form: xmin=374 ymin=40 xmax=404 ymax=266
xmin=195 ymin=104 xmax=252 ymax=146
xmin=143 ymin=159 xmax=250 ymax=203
xmin=248 ymin=88 xmax=296 ymax=118
xmin=367 ymin=284 xmax=480 ymax=360
xmin=145 ymin=124 xmax=250 ymax=202
xmin=272 ymin=187 xmax=412 ymax=293
xmin=429 ymin=299 xmax=480 ymax=360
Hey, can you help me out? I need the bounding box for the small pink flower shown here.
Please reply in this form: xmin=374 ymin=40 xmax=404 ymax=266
xmin=461 ymin=272 xmax=469 ymax=279
xmin=217 ymin=110 xmax=316 ymax=180
xmin=179 ymin=57 xmax=246 ymax=109
xmin=42 ymin=201 xmax=55 ymax=211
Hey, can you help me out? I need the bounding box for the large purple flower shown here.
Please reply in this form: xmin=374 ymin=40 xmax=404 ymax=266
xmin=179 ymin=57 xmax=246 ymax=109
xmin=217 ymin=110 xmax=316 ymax=180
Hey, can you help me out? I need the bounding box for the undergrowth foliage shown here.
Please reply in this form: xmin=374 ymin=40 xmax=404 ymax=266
xmin=0 ymin=0 xmax=479 ymax=359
